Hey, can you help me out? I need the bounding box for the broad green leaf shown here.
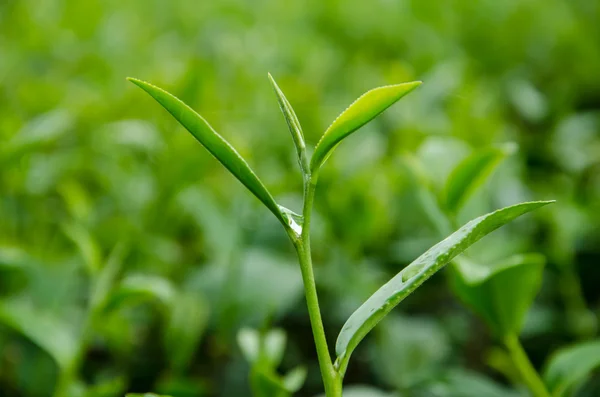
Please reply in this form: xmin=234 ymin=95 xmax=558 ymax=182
xmin=335 ymin=201 xmax=553 ymax=375
xmin=268 ymin=73 xmax=308 ymax=174
xmin=543 ymin=339 xmax=600 ymax=396
xmin=127 ymin=78 xmax=286 ymax=226
xmin=310 ymin=81 xmax=421 ymax=172
xmin=450 ymin=254 xmax=545 ymax=336
xmin=164 ymin=290 xmax=209 ymax=373
xmin=0 ymin=299 xmax=78 ymax=370
xmin=442 ymin=143 xmax=516 ymax=214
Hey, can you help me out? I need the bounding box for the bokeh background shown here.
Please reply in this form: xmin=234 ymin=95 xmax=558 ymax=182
xmin=1 ymin=0 xmax=599 ymax=396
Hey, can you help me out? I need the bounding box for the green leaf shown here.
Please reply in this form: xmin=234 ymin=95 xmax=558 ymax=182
xmin=238 ymin=327 xmax=287 ymax=368
xmin=268 ymin=73 xmax=308 ymax=174
xmin=543 ymin=339 xmax=600 ymax=396
xmin=127 ymin=78 xmax=286 ymax=226
xmin=90 ymin=243 xmax=128 ymax=311
xmin=102 ymin=274 xmax=176 ymax=313
xmin=426 ymin=369 xmax=522 ymax=397
xmin=250 ymin=368 xmax=291 ymax=397
xmin=61 ymin=221 xmax=102 ymax=275
xmin=373 ymin=315 xmax=450 ymax=389
xmin=450 ymin=254 xmax=545 ymax=336
xmin=282 ymin=366 xmax=307 ymax=393
xmin=238 ymin=328 xmax=261 ymax=363
xmin=442 ymin=143 xmax=517 ymax=214
xmin=310 ymin=81 xmax=421 ymax=173
xmin=262 ymin=328 xmax=287 ymax=368
xmin=126 ymin=394 xmax=172 ymax=397
xmin=164 ymin=290 xmax=209 ymax=373
xmin=0 ymin=299 xmax=78 ymax=370
xmin=334 ymin=200 xmax=553 ymax=375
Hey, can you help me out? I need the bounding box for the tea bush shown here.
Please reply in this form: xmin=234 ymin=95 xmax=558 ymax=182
xmin=1 ymin=0 xmax=599 ymax=396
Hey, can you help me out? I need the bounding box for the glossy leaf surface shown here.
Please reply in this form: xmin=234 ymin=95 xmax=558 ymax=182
xmin=128 ymin=78 xmax=285 ymax=225
xmin=450 ymin=254 xmax=545 ymax=336
xmin=268 ymin=73 xmax=308 ymax=174
xmin=443 ymin=143 xmax=516 ymax=214
xmin=310 ymin=81 xmax=421 ymax=172
xmin=543 ymin=339 xmax=600 ymax=396
xmin=335 ymin=201 xmax=553 ymax=374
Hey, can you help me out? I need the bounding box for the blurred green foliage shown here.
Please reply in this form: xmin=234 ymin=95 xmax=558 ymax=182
xmin=0 ymin=0 xmax=599 ymax=396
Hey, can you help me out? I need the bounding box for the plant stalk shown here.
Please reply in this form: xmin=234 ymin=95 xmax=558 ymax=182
xmin=504 ymin=334 xmax=550 ymax=397
xmin=292 ymin=176 xmax=342 ymax=397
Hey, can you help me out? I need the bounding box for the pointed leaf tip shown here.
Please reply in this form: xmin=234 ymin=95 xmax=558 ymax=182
xmin=128 ymin=77 xmax=286 ymax=226
xmin=268 ymin=73 xmax=308 ymax=174
xmin=334 ymin=200 xmax=553 ymax=375
xmin=311 ymin=81 xmax=421 ymax=173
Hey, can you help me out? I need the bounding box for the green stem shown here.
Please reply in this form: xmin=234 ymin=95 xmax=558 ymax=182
xmin=292 ymin=176 xmax=342 ymax=397
xmin=504 ymin=334 xmax=550 ymax=397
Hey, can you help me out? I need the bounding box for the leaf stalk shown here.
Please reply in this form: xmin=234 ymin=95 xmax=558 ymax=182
xmin=504 ymin=334 xmax=551 ymax=397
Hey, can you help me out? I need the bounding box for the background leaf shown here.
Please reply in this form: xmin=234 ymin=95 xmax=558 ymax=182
xmin=450 ymin=254 xmax=545 ymax=336
xmin=335 ymin=201 xmax=553 ymax=374
xmin=102 ymin=274 xmax=176 ymax=313
xmin=310 ymin=82 xmax=421 ymax=172
xmin=442 ymin=143 xmax=517 ymax=215
xmin=163 ymin=290 xmax=209 ymax=373
xmin=543 ymin=339 xmax=600 ymax=396
xmin=0 ymin=299 xmax=78 ymax=370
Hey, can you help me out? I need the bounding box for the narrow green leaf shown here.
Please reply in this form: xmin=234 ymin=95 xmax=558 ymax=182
xmin=61 ymin=221 xmax=102 ymax=275
xmin=90 ymin=243 xmax=128 ymax=310
xmin=443 ymin=143 xmax=517 ymax=214
xmin=450 ymin=254 xmax=545 ymax=336
xmin=127 ymin=78 xmax=286 ymax=226
xmin=102 ymin=274 xmax=176 ymax=313
xmin=268 ymin=73 xmax=309 ymax=174
xmin=334 ymin=200 xmax=554 ymax=374
xmin=310 ymin=81 xmax=421 ymax=172
xmin=543 ymin=339 xmax=600 ymax=396
xmin=163 ymin=290 xmax=209 ymax=373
